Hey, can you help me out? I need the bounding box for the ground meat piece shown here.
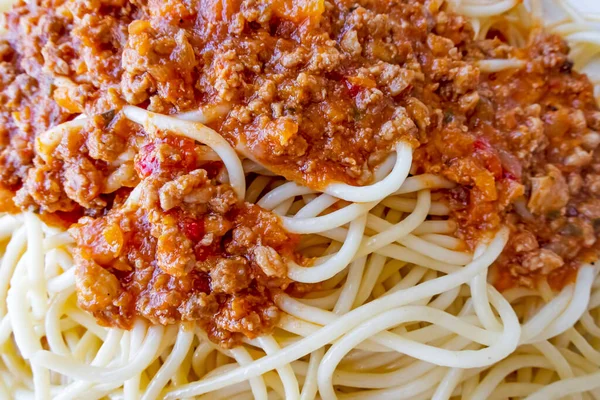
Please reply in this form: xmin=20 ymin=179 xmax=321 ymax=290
xmin=355 ymin=87 xmax=384 ymax=111
xmin=208 ymin=185 xmax=239 ymax=213
xmin=527 ymin=165 xmax=569 ymax=215
xmin=85 ymin=119 xmax=127 ymax=163
xmin=279 ymin=47 xmax=308 ymax=69
xmin=252 ymin=245 xmax=287 ymax=278
xmin=211 ymin=48 xmax=246 ymax=102
xmin=568 ymin=173 xmax=583 ymax=195
xmin=178 ymin=292 xmax=217 ymax=321
xmin=211 ymin=293 xmax=280 ymax=343
xmin=240 ymin=0 xmax=272 ymax=25
xmin=427 ymin=33 xmax=454 ymax=56
xmin=75 ymin=261 xmax=122 ymax=310
xmin=121 ymin=23 xmax=197 ymax=107
xmin=458 ymin=91 xmax=480 ymax=114
xmin=561 ymin=217 xmax=596 ymax=247
xmin=522 ymin=248 xmax=564 ymax=275
xmin=450 ymin=64 xmax=479 ymax=96
xmin=156 ymin=224 xmax=196 ymax=276
xmin=159 ymin=169 xmax=210 ymax=211
xmin=210 ymin=257 xmax=252 ymax=294
xmin=63 ymin=159 xmax=106 ymax=209
xmin=136 ymin=282 xmax=183 ymax=325
xmin=585 ymin=174 xmax=600 ymax=196
xmin=564 ymin=146 xmax=592 ymax=167
xmin=577 ymin=199 xmax=600 ymax=220
xmin=227 ymin=226 xmax=258 ymax=254
xmin=341 ymin=30 xmax=362 ymax=57
xmin=512 ymin=230 xmax=539 ymax=253
xmin=204 ymin=214 xmax=232 ymax=236
xmin=529 ymin=33 xmax=570 ymax=69
xmin=405 ymin=97 xmax=431 ymax=132
xmin=377 ymin=64 xmax=415 ymax=96
xmin=257 ymin=80 xmax=276 ymax=103
xmin=307 ymin=45 xmax=341 ymax=73
xmin=121 ymin=72 xmax=154 ymax=105
xmin=582 ymin=131 xmax=600 ymax=150
xmin=378 ymin=107 xmax=417 ymax=141
xmin=15 ymin=163 xmax=76 ymax=213
xmin=0 ymin=134 xmax=34 ymax=187
xmin=567 ymin=109 xmax=586 ymax=132
xmin=510 ymin=116 xmax=546 ymax=158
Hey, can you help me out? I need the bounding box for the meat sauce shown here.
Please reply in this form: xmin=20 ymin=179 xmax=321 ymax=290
xmin=438 ymin=35 xmax=600 ymax=290
xmin=0 ymin=0 xmax=599 ymax=344
xmin=71 ymin=143 xmax=299 ymax=346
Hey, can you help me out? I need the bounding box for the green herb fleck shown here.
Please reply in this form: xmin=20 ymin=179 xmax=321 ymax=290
xmin=443 ymin=110 xmax=454 ymax=124
xmin=559 ymin=223 xmax=582 ymax=237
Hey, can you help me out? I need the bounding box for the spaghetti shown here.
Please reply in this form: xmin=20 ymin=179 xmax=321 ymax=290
xmin=0 ymin=0 xmax=599 ymax=399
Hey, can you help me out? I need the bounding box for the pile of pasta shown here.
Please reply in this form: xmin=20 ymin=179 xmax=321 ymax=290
xmin=0 ymin=0 xmax=599 ymax=399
